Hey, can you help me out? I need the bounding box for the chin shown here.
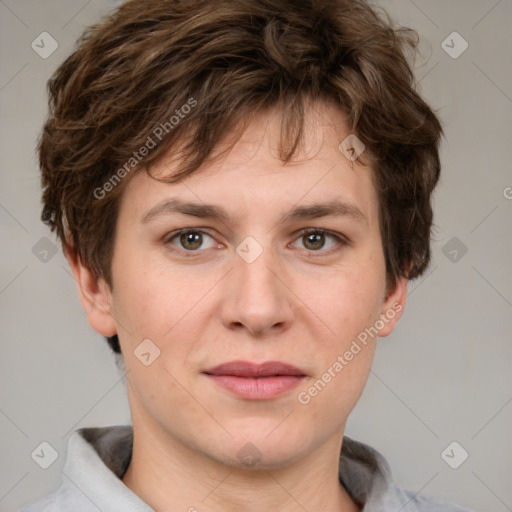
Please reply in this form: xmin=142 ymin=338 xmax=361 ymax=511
xmin=206 ymin=430 xmax=312 ymax=470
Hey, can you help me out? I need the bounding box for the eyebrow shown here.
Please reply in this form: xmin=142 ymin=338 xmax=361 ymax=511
xmin=141 ymin=198 xmax=367 ymax=226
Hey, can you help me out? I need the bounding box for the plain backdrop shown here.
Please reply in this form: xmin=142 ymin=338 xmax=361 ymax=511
xmin=1 ymin=1 xmax=511 ymax=511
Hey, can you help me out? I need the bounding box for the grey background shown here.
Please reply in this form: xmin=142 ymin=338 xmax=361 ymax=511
xmin=0 ymin=0 xmax=511 ymax=511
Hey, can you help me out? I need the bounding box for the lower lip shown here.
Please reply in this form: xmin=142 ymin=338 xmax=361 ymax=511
xmin=205 ymin=374 xmax=305 ymax=400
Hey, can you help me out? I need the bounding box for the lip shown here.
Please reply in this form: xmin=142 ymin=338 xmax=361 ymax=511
xmin=202 ymin=360 xmax=306 ymax=400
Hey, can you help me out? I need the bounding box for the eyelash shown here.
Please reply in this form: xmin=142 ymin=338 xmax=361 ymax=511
xmin=164 ymin=228 xmax=348 ymax=257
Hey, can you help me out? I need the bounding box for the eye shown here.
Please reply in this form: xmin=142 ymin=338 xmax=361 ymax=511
xmin=291 ymin=228 xmax=346 ymax=254
xmin=164 ymin=227 xmax=347 ymax=256
xmin=166 ymin=229 xmax=218 ymax=252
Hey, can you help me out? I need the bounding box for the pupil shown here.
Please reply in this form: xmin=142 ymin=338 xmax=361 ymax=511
xmin=305 ymin=232 xmax=324 ymax=250
xmin=181 ymin=232 xmax=202 ymax=250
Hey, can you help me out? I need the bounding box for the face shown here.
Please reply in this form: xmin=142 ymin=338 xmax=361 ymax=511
xmin=76 ymin=100 xmax=406 ymax=470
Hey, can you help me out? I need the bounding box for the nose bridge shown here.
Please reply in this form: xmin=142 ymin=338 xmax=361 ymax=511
xmin=221 ymin=235 xmax=293 ymax=334
xmin=237 ymin=238 xmax=278 ymax=292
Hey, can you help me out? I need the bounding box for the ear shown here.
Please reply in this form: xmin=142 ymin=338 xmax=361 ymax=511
xmin=65 ymin=245 xmax=117 ymax=337
xmin=377 ymin=275 xmax=408 ymax=338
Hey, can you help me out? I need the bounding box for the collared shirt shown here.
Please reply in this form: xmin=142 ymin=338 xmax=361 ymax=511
xmin=21 ymin=425 xmax=473 ymax=512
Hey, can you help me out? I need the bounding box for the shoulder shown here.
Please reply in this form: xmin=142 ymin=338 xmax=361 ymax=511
xmin=400 ymin=488 xmax=474 ymax=512
xmin=340 ymin=436 xmax=474 ymax=512
xmin=20 ymin=484 xmax=99 ymax=512
xmin=20 ymin=493 xmax=56 ymax=512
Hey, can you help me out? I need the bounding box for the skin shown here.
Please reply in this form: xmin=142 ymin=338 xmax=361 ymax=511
xmin=68 ymin=100 xmax=407 ymax=512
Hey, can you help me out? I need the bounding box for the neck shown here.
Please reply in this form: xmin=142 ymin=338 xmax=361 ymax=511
xmin=122 ymin=422 xmax=361 ymax=512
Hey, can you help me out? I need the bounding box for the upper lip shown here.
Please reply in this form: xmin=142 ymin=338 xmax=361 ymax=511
xmin=203 ymin=360 xmax=306 ymax=377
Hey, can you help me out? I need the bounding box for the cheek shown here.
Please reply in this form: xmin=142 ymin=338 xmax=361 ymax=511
xmin=298 ymin=279 xmax=382 ymax=424
xmin=319 ymin=265 xmax=385 ymax=339
xmin=109 ymin=249 xmax=179 ymax=334
xmin=111 ymin=258 xmax=222 ymax=367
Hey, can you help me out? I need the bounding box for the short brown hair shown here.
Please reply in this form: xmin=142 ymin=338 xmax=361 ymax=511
xmin=39 ymin=0 xmax=443 ymax=354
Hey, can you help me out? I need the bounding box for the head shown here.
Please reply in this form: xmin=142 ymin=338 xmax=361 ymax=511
xmin=39 ymin=0 xmax=442 ymax=469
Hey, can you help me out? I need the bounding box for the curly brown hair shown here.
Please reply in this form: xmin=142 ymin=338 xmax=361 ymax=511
xmin=38 ymin=0 xmax=443 ymax=354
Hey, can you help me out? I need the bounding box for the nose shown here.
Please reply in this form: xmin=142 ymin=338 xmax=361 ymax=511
xmin=219 ymin=242 xmax=294 ymax=337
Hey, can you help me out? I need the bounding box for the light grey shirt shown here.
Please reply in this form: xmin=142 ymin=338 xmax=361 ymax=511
xmin=21 ymin=425 xmax=473 ymax=511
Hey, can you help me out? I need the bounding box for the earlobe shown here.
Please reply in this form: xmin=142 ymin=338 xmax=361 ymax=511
xmin=378 ymin=276 xmax=408 ymax=338
xmin=65 ymin=246 xmax=117 ymax=337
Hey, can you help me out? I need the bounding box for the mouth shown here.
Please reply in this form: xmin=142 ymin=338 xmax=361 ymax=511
xmin=203 ymin=360 xmax=307 ymax=378
xmin=202 ymin=360 xmax=307 ymax=400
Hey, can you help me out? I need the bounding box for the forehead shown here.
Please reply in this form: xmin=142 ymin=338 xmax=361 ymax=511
xmin=118 ymin=101 xmax=379 ymax=228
